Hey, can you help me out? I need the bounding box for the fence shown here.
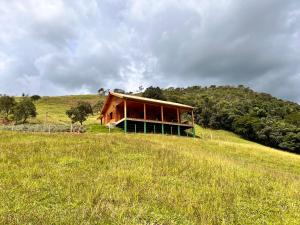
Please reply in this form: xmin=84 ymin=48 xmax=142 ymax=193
xmin=0 ymin=124 xmax=72 ymax=133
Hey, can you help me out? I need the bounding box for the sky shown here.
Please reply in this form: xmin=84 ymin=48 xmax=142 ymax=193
xmin=0 ymin=0 xmax=299 ymax=103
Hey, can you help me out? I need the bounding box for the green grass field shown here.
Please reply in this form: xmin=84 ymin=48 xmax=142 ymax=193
xmin=0 ymin=95 xmax=300 ymax=224
xmin=0 ymin=126 xmax=300 ymax=224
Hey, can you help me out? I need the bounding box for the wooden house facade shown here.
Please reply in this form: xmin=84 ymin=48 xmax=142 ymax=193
xmin=100 ymin=92 xmax=195 ymax=137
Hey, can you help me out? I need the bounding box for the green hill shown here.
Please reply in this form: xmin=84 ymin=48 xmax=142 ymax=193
xmin=33 ymin=95 xmax=101 ymax=124
xmin=0 ymin=127 xmax=300 ymax=224
xmin=163 ymin=86 xmax=300 ymax=153
xmin=1 ymin=94 xmax=300 ymax=224
xmin=3 ymin=87 xmax=300 ymax=153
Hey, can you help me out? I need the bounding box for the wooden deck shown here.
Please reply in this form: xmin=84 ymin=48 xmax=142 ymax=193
xmin=115 ymin=118 xmax=193 ymax=127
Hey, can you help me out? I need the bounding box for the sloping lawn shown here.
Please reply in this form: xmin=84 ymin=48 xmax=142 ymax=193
xmin=0 ymin=128 xmax=299 ymax=224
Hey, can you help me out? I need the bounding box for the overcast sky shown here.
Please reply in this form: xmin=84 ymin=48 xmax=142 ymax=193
xmin=0 ymin=0 xmax=299 ymax=102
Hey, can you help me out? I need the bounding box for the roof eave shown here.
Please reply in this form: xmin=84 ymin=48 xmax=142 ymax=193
xmin=100 ymin=92 xmax=195 ymax=115
xmin=110 ymin=92 xmax=194 ymax=109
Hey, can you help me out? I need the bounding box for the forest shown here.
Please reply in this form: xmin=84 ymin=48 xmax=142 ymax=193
xmin=162 ymin=85 xmax=300 ymax=153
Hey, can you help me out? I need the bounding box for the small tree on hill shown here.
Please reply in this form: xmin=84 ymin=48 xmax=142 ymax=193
xmin=66 ymin=101 xmax=93 ymax=125
xmin=113 ymin=88 xmax=125 ymax=94
xmin=98 ymin=88 xmax=105 ymax=96
xmin=142 ymin=86 xmax=166 ymax=100
xmin=0 ymin=95 xmax=16 ymax=119
xmin=138 ymin=85 xmax=144 ymax=92
xmin=31 ymin=95 xmax=41 ymax=101
xmin=13 ymin=98 xmax=37 ymax=124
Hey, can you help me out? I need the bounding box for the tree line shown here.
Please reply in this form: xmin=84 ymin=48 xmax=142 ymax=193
xmin=161 ymin=85 xmax=300 ymax=153
xmin=141 ymin=86 xmax=300 ymax=153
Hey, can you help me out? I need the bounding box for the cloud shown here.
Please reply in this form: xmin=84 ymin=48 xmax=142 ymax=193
xmin=0 ymin=0 xmax=299 ymax=102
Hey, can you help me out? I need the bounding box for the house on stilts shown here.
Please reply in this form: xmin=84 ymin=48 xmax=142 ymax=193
xmin=100 ymin=92 xmax=195 ymax=137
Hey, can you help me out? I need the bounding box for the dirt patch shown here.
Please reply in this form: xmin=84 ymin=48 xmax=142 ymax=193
xmin=0 ymin=118 xmax=11 ymax=125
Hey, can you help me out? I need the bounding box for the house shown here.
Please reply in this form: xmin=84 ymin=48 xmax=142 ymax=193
xmin=100 ymin=92 xmax=195 ymax=137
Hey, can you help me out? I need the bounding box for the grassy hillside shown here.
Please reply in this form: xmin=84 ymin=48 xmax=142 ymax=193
xmin=4 ymin=88 xmax=299 ymax=152
xmin=0 ymin=126 xmax=300 ymax=224
xmin=32 ymin=95 xmax=101 ymax=124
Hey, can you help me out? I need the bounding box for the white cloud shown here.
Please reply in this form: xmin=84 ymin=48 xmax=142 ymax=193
xmin=0 ymin=0 xmax=299 ymax=102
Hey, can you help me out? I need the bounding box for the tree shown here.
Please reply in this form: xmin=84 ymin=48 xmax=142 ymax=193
xmin=13 ymin=98 xmax=37 ymax=124
xmin=138 ymin=85 xmax=144 ymax=92
xmin=98 ymin=88 xmax=105 ymax=96
xmin=279 ymin=132 xmax=300 ymax=152
xmin=142 ymin=86 xmax=166 ymax=100
xmin=31 ymin=95 xmax=41 ymax=101
xmin=285 ymin=112 xmax=300 ymax=127
xmin=113 ymin=88 xmax=125 ymax=94
xmin=0 ymin=95 xmax=16 ymax=119
xmin=233 ymin=115 xmax=262 ymax=140
xmin=66 ymin=101 xmax=93 ymax=125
